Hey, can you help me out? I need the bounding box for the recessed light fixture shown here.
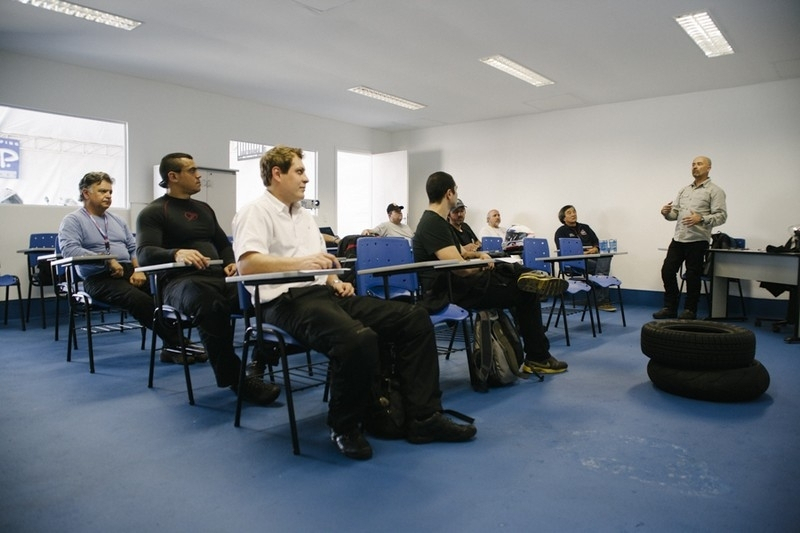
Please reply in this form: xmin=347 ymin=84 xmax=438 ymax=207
xmin=675 ymin=11 xmax=733 ymax=58
xmin=480 ymin=55 xmax=554 ymax=87
xmin=348 ymin=86 xmax=426 ymax=110
xmin=16 ymin=0 xmax=142 ymax=31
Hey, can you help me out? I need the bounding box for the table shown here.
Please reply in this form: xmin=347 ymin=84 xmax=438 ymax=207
xmin=358 ymin=258 xmax=492 ymax=300
xmin=709 ymin=249 xmax=800 ymax=343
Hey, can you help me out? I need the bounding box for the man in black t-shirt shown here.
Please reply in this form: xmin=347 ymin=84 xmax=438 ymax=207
xmin=413 ymin=171 xmax=569 ymax=375
xmin=137 ymin=152 xmax=280 ymax=406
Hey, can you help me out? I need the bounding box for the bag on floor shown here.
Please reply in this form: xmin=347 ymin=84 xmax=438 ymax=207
xmin=470 ymin=309 xmax=524 ymax=392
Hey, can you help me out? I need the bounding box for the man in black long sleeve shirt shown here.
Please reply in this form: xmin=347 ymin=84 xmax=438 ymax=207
xmin=136 ymin=152 xmax=279 ymax=405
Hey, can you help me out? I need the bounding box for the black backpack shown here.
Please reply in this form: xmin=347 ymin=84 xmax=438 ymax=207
xmin=469 ymin=309 xmax=524 ymax=392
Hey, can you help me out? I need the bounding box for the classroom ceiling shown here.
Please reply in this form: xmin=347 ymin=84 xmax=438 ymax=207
xmin=1 ymin=0 xmax=799 ymax=132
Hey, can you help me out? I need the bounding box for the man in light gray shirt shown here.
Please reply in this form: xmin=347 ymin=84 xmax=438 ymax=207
xmin=362 ymin=203 xmax=414 ymax=239
xmin=654 ymin=156 xmax=727 ymax=320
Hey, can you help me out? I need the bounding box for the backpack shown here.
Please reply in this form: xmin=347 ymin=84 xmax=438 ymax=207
xmin=710 ymin=232 xmax=733 ymax=250
xmin=470 ymin=309 xmax=524 ymax=392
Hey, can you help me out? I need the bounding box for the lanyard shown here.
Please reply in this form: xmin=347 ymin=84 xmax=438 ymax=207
xmin=82 ymin=208 xmax=110 ymax=253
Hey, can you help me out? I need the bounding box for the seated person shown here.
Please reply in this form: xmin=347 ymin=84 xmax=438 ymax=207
xmin=414 ymin=171 xmax=569 ymax=375
xmin=136 ymin=152 xmax=278 ymax=405
xmin=362 ymin=203 xmax=414 ymax=239
xmin=232 ymin=145 xmax=476 ymax=461
xmin=554 ymin=205 xmax=616 ymax=312
xmin=448 ymin=199 xmax=480 ymax=253
xmin=58 ymin=171 xmax=203 ymax=364
xmin=478 ymin=209 xmax=507 ymax=239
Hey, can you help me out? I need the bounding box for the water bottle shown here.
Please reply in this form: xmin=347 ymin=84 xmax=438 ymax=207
xmin=608 ymin=239 xmax=617 ymax=253
xmin=599 ymin=240 xmax=609 ymax=253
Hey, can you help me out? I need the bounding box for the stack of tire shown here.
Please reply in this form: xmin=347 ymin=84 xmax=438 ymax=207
xmin=641 ymin=320 xmax=770 ymax=402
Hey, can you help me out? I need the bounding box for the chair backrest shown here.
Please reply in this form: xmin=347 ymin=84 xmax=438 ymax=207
xmin=557 ymin=237 xmax=586 ymax=276
xmin=522 ymin=238 xmax=553 ymax=275
xmin=355 ymin=237 xmax=417 ymax=298
xmin=481 ymin=236 xmax=503 ymax=252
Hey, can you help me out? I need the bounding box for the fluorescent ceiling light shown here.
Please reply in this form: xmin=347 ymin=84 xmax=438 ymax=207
xmin=480 ymin=55 xmax=554 ymax=87
xmin=675 ymin=11 xmax=733 ymax=58
xmin=348 ymin=86 xmax=426 ymax=110
xmin=16 ymin=0 xmax=142 ymax=31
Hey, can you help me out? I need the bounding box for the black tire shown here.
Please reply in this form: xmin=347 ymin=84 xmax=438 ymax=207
xmin=640 ymin=320 xmax=755 ymax=370
xmin=647 ymin=359 xmax=770 ymax=402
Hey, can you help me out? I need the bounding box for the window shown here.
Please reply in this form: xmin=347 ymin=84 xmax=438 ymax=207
xmin=229 ymin=141 xmax=317 ymax=211
xmin=0 ymin=105 xmax=127 ymax=206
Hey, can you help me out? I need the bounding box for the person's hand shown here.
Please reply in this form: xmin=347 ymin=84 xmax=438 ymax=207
xmin=463 ymin=242 xmax=480 ymax=253
xmin=223 ymin=263 xmax=237 ymax=276
xmin=330 ymin=280 xmax=354 ymax=298
xmin=660 ymin=201 xmax=673 ymax=216
xmin=681 ymin=210 xmax=702 ymax=227
xmin=297 ymin=252 xmax=340 ymax=270
xmin=588 ymin=246 xmax=599 ymax=254
xmin=129 ymin=271 xmax=147 ymax=287
xmin=107 ymin=258 xmax=125 ymax=278
xmin=477 ymin=252 xmax=495 ymax=270
xmin=174 ymin=249 xmax=211 ymax=269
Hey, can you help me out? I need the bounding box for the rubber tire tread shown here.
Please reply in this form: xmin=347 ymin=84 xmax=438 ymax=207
xmin=640 ymin=320 xmax=755 ymax=370
xmin=647 ymin=359 xmax=770 ymax=402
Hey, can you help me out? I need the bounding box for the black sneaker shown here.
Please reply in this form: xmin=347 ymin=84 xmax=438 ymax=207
xmin=652 ymin=307 xmax=677 ymax=319
xmin=521 ymin=356 xmax=568 ymax=374
xmin=159 ymin=348 xmax=195 ymax=365
xmin=678 ymin=309 xmax=697 ymax=320
xmin=406 ymin=412 xmax=477 ymax=444
xmin=232 ymin=376 xmax=280 ymax=406
xmin=330 ymin=428 xmax=373 ymax=460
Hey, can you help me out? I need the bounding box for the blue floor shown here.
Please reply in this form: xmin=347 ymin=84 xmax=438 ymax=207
xmin=0 ymin=303 xmax=798 ymax=532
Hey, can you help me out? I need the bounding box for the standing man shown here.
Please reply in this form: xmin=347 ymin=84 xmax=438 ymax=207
xmin=478 ymin=209 xmax=507 ymax=239
xmin=414 ymin=171 xmax=569 ymax=375
xmin=136 ymin=153 xmax=279 ymax=405
xmin=362 ymin=203 xmax=414 ymax=238
xmin=58 ymin=171 xmax=201 ymax=363
xmin=232 ymin=145 xmax=475 ymax=461
xmin=654 ymin=156 xmax=727 ymax=320
xmin=448 ymin=199 xmax=481 ymax=253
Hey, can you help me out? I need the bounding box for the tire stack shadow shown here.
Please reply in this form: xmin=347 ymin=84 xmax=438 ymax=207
xmin=640 ymin=320 xmax=770 ymax=402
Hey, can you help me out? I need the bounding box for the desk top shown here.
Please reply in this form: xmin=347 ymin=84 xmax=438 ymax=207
xmin=357 ymin=258 xmax=494 ymax=276
xmin=52 ymin=254 xmax=114 ymax=266
xmin=135 ymin=259 xmax=223 ymax=273
xmin=226 ymin=268 xmax=347 ymax=284
xmin=709 ymin=248 xmax=800 ymax=256
xmin=17 ymin=247 xmax=56 ymax=254
xmin=542 ymin=251 xmax=628 ymax=262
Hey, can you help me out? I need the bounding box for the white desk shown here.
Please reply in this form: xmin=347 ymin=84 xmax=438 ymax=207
xmin=709 ymin=249 xmax=800 ymax=343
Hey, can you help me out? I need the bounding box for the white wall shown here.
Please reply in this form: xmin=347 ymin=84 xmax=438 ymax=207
xmin=2 ymin=50 xmax=799 ymax=298
xmin=0 ymin=51 xmax=391 ymax=291
xmin=395 ymin=78 xmax=800 ymax=293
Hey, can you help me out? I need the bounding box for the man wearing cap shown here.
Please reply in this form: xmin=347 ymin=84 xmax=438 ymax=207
xmin=362 ymin=203 xmax=415 ymax=239
xmin=448 ymin=199 xmax=481 ymax=253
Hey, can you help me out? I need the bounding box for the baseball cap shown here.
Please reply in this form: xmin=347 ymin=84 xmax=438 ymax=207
xmin=387 ymin=203 xmax=404 ymax=214
xmin=450 ymin=199 xmax=466 ymax=212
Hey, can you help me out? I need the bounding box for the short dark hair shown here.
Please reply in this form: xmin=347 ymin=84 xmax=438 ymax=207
xmin=558 ymin=204 xmax=575 ymax=224
xmin=426 ymin=171 xmax=455 ymax=203
xmin=158 ymin=152 xmax=193 ymax=187
xmin=78 ymin=171 xmax=113 ymax=202
xmin=260 ymin=145 xmax=303 ymax=186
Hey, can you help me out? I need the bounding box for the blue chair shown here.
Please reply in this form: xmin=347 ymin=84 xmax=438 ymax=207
xmin=523 ymin=238 xmax=594 ymax=346
xmin=481 ymin=236 xmax=503 ymax=252
xmin=0 ymin=274 xmax=25 ymax=331
xmin=356 ymin=237 xmax=418 ymax=301
xmin=57 ymin=256 xmax=146 ymax=374
xmin=23 ymin=232 xmax=57 ymax=329
xmin=235 ymin=281 xmax=328 ymax=455
xmin=355 ymin=236 xmax=471 ymax=359
xmin=559 ymin=237 xmax=626 ymax=329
